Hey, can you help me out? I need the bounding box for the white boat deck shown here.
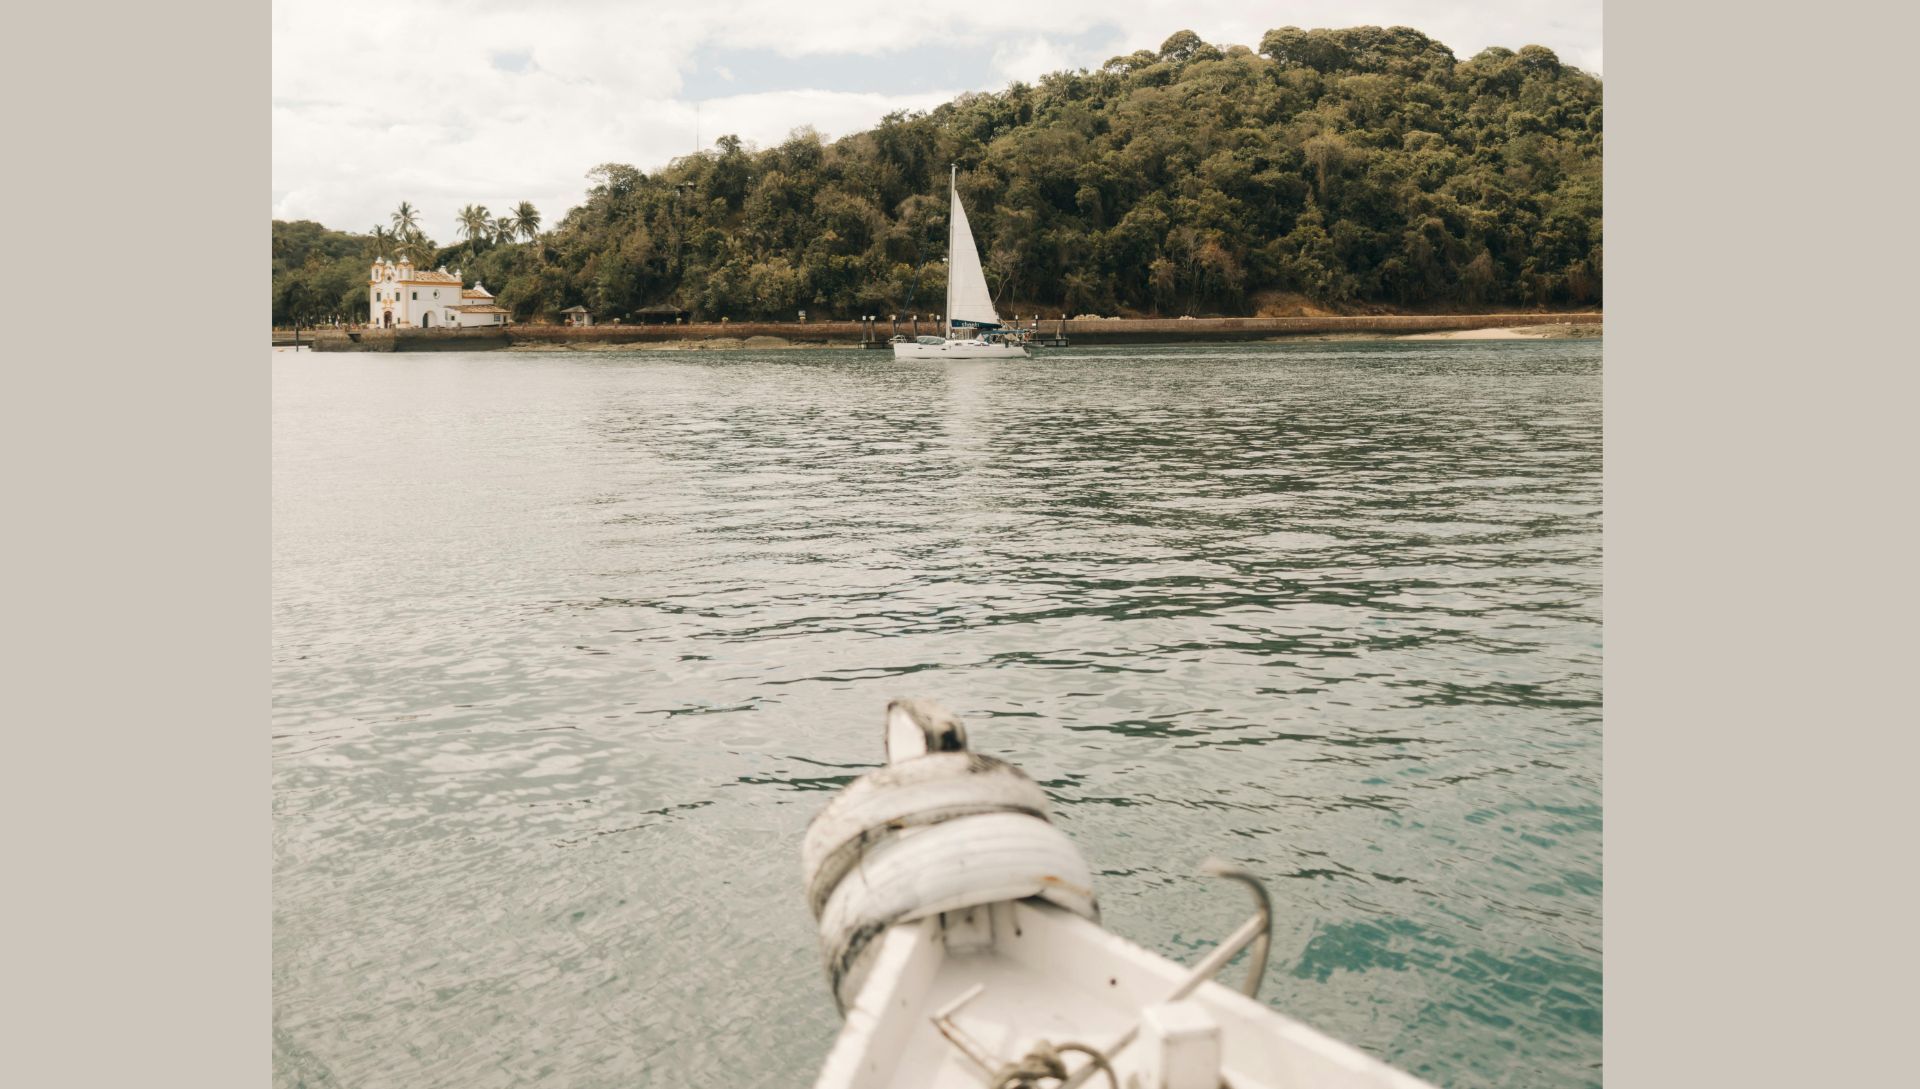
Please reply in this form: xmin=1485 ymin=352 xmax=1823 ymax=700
xmin=816 ymin=899 xmax=1437 ymax=1089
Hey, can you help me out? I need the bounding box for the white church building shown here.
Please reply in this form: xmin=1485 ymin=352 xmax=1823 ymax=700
xmin=368 ymin=256 xmax=509 ymax=328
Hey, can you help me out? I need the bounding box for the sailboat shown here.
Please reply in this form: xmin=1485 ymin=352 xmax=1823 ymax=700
xmin=803 ymin=699 xmax=1442 ymax=1089
xmin=893 ymin=167 xmax=1031 ymax=360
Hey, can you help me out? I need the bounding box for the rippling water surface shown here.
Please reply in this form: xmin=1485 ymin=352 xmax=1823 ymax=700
xmin=273 ymin=342 xmax=1601 ymax=1089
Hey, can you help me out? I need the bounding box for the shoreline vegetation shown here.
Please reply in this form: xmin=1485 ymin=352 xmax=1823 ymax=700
xmin=274 ymin=25 xmax=1599 ymax=331
xmin=298 ymin=312 xmax=1598 ymax=352
xmin=495 ymin=324 xmax=1602 ymax=350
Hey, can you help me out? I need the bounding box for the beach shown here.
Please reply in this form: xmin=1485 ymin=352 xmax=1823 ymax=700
xmin=1397 ymin=323 xmax=1601 ymax=340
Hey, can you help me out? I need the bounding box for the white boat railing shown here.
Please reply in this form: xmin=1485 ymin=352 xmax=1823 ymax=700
xmin=939 ymin=858 xmax=1275 ymax=1089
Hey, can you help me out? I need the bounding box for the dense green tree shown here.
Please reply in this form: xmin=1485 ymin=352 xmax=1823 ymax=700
xmin=271 ymin=219 xmax=381 ymax=325
xmin=398 ymin=229 xmax=438 ymax=265
xmin=274 ymin=25 xmax=1600 ymax=323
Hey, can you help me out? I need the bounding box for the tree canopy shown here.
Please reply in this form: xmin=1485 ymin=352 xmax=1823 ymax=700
xmin=272 ymin=26 xmax=1600 ymax=326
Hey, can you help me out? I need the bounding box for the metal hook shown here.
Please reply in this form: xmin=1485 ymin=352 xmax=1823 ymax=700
xmin=1200 ymin=857 xmax=1273 ymax=999
xmin=1056 ymin=860 xmax=1277 ymax=1089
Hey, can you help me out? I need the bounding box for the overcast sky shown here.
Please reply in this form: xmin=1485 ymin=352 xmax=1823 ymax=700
xmin=273 ymin=1 xmax=1602 ymax=245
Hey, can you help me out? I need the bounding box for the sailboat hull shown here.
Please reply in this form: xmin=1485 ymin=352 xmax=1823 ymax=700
xmin=891 ymin=341 xmax=1029 ymax=360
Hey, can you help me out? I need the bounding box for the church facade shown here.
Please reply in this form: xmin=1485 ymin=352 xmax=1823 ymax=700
xmin=368 ymin=257 xmax=509 ymax=328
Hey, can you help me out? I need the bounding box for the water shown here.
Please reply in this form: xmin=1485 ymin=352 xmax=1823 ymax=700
xmin=273 ymin=342 xmax=1601 ymax=1089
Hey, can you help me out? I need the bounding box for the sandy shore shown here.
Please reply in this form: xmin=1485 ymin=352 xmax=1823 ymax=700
xmin=1397 ymin=323 xmax=1600 ymax=340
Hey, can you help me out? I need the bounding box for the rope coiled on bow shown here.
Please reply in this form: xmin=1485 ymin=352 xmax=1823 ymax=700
xmin=989 ymin=1040 xmax=1120 ymax=1089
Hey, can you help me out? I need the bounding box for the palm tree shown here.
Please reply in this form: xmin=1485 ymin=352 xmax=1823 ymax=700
xmin=455 ymin=202 xmax=491 ymax=253
xmin=400 ymin=230 xmax=437 ymax=265
xmin=492 ymin=215 xmax=518 ymax=245
xmin=514 ymin=201 xmax=541 ymax=241
xmin=390 ymin=201 xmax=420 ymax=238
xmin=369 ymin=225 xmax=396 ymax=260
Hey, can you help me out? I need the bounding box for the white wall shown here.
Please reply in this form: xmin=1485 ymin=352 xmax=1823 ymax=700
xmin=406 ymin=280 xmax=457 ymax=327
xmin=447 ymin=307 xmax=488 ymax=328
xmin=368 ymin=266 xmax=406 ymax=326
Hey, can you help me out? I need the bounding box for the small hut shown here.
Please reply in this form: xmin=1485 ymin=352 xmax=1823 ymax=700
xmin=561 ymin=305 xmax=593 ymax=327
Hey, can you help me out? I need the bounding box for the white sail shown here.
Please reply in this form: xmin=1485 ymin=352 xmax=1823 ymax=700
xmin=945 ymin=169 xmax=999 ymax=333
xmin=895 ymin=167 xmax=1027 ymax=359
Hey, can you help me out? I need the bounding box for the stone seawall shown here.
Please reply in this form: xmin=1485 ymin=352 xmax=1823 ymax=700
xmin=311 ymin=328 xmax=512 ymax=352
xmin=505 ymin=323 xmax=868 ymax=347
xmin=306 ymin=313 xmax=1600 ymax=352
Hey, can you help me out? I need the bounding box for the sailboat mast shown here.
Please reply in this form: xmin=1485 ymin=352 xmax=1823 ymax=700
xmin=945 ymin=164 xmax=956 ymax=340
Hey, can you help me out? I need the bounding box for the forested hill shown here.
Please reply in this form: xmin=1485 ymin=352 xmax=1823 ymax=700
xmin=272 ymin=26 xmax=1601 ymax=326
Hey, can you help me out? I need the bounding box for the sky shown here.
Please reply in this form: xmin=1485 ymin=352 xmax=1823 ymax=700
xmin=272 ymin=1 xmax=1602 ymax=246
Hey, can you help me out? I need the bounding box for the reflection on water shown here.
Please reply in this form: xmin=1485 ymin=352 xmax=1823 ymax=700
xmin=274 ymin=342 xmax=1601 ymax=1089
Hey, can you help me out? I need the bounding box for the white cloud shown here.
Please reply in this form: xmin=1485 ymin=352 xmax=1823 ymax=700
xmin=990 ymin=35 xmax=1080 ymax=88
xmin=273 ymin=1 xmax=1601 ymax=241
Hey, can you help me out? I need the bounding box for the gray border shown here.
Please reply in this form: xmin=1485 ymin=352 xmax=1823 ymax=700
xmin=14 ymin=0 xmax=262 ymax=1083
xmin=1605 ymin=2 xmax=1909 ymax=1087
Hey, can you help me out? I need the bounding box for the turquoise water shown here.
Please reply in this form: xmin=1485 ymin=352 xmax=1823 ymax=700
xmin=273 ymin=342 xmax=1601 ymax=1088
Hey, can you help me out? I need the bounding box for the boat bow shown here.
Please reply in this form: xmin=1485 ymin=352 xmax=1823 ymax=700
xmin=801 ymin=700 xmax=1440 ymax=1089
